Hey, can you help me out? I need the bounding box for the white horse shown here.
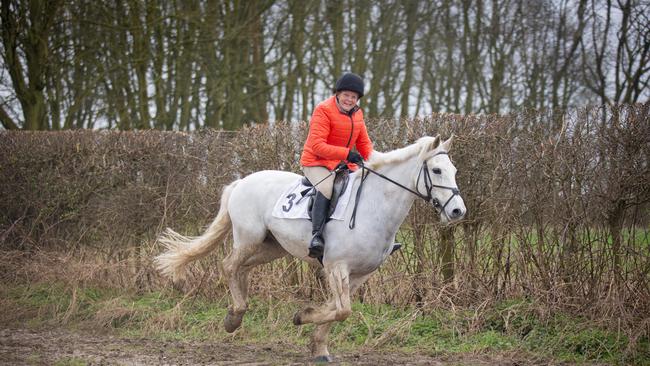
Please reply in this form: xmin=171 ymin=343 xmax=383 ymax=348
xmin=155 ymin=135 xmax=466 ymax=362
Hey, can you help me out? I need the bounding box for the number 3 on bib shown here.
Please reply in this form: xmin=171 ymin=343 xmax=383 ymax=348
xmin=282 ymin=193 xmax=297 ymax=212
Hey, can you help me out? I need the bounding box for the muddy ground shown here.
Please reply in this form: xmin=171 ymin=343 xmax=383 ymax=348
xmin=0 ymin=327 xmax=574 ymax=365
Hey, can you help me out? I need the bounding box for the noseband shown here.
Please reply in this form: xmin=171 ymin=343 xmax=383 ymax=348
xmin=349 ymin=151 xmax=461 ymax=228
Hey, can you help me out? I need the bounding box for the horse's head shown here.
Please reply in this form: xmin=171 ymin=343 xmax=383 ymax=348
xmin=415 ymin=135 xmax=466 ymax=223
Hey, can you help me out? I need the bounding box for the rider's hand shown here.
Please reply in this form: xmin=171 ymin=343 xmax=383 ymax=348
xmin=347 ymin=151 xmax=363 ymax=164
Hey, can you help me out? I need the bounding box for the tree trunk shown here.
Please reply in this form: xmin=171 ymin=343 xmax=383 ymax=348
xmin=1 ymin=0 xmax=62 ymax=130
xmin=399 ymin=1 xmax=417 ymax=118
xmin=439 ymin=226 xmax=455 ymax=283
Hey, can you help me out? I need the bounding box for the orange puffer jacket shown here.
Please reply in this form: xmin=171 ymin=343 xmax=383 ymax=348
xmin=300 ymin=96 xmax=373 ymax=171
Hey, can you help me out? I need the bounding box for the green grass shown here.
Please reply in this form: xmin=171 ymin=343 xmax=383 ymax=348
xmin=3 ymin=281 xmax=648 ymax=365
xmin=25 ymin=353 xmax=43 ymax=365
xmin=53 ymin=357 xmax=89 ymax=366
xmin=396 ymin=225 xmax=649 ymax=249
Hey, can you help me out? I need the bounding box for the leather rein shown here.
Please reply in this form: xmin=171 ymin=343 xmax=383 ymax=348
xmin=349 ymin=151 xmax=461 ymax=228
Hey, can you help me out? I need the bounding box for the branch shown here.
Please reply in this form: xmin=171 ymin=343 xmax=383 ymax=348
xmin=0 ymin=105 xmax=19 ymax=130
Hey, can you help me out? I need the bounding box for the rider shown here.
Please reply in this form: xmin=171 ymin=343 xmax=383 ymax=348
xmin=300 ymin=73 xmax=373 ymax=258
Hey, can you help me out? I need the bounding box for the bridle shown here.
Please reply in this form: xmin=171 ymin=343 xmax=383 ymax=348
xmin=414 ymin=152 xmax=461 ymax=215
xmin=349 ymin=151 xmax=461 ymax=228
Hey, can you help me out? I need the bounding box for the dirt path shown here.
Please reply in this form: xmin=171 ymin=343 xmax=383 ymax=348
xmin=0 ymin=327 xmax=552 ymax=365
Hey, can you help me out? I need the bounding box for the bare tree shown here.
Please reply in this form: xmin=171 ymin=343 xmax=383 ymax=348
xmin=0 ymin=0 xmax=647 ymax=129
xmin=581 ymin=0 xmax=650 ymax=105
xmin=399 ymin=1 xmax=418 ymax=117
xmin=1 ymin=0 xmax=63 ymax=130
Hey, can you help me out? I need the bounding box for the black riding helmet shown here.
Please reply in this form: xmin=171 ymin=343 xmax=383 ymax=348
xmin=334 ymin=73 xmax=364 ymax=98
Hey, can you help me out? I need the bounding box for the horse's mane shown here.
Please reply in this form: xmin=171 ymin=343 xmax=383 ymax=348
xmin=366 ymin=136 xmax=439 ymax=170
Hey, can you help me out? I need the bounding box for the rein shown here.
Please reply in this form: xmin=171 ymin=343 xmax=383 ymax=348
xmin=349 ymin=151 xmax=460 ymax=228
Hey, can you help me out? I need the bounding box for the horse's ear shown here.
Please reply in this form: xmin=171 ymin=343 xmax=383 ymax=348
xmin=431 ymin=134 xmax=441 ymax=150
xmin=417 ymin=135 xmax=441 ymax=162
xmin=441 ymin=134 xmax=454 ymax=151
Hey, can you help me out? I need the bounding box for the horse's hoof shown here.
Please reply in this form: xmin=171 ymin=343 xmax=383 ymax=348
xmin=313 ymin=355 xmax=333 ymax=363
xmin=293 ymin=307 xmax=315 ymax=325
xmin=224 ymin=310 xmax=244 ymax=333
xmin=292 ymin=311 xmax=302 ymax=325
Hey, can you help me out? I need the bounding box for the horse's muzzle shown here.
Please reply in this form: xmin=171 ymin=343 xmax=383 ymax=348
xmin=449 ymin=207 xmax=465 ymax=219
xmin=440 ymin=195 xmax=466 ymax=222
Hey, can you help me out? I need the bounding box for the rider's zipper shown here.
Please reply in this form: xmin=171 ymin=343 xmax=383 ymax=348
xmin=344 ymin=111 xmax=354 ymax=148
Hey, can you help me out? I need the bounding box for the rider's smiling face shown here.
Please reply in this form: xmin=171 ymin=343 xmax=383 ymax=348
xmin=337 ymin=90 xmax=359 ymax=112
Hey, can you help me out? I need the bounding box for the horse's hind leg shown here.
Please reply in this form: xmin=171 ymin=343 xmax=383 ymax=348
xmin=223 ymin=236 xmax=288 ymax=333
xmin=222 ymin=245 xmax=251 ymax=333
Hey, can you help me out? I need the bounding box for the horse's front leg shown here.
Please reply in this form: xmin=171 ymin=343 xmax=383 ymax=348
xmin=311 ymin=322 xmax=335 ymax=362
xmin=293 ymin=264 xmax=349 ymax=363
xmin=293 ymin=263 xmax=351 ymax=325
xmin=296 ymin=270 xmax=372 ymax=362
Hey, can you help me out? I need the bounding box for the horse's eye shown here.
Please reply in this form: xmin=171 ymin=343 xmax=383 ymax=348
xmin=432 ymin=168 xmax=442 ymax=174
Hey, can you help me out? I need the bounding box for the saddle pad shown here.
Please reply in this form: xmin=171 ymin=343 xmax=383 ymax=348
xmin=271 ymin=176 xmax=356 ymax=221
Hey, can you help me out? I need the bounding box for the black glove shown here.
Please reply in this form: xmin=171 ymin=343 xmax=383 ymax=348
xmin=347 ymin=150 xmax=363 ymax=164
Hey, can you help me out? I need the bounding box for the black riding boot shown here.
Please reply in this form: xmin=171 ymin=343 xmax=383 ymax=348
xmin=308 ymin=192 xmax=330 ymax=258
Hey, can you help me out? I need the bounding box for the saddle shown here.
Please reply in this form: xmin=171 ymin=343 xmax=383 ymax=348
xmin=301 ymin=167 xmax=350 ymax=221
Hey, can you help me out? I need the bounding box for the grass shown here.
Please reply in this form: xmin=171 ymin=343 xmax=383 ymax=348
xmin=3 ymin=281 xmax=648 ymax=365
xmin=53 ymin=357 xmax=89 ymax=366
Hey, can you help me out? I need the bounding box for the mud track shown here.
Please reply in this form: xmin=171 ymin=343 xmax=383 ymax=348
xmin=0 ymin=327 xmax=552 ymax=365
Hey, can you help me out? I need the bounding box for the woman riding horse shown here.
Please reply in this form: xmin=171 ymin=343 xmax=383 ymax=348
xmin=155 ymin=73 xmax=467 ymax=363
xmin=301 ymin=73 xmax=373 ymax=258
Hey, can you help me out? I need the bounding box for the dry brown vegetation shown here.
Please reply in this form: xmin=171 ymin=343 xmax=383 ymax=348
xmin=1 ymin=104 xmax=649 ymax=354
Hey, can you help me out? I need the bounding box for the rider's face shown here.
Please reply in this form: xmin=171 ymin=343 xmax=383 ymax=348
xmin=337 ymin=91 xmax=359 ymax=112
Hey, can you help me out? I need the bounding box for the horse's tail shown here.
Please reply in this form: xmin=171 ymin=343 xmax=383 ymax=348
xmin=155 ymin=179 xmax=240 ymax=281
